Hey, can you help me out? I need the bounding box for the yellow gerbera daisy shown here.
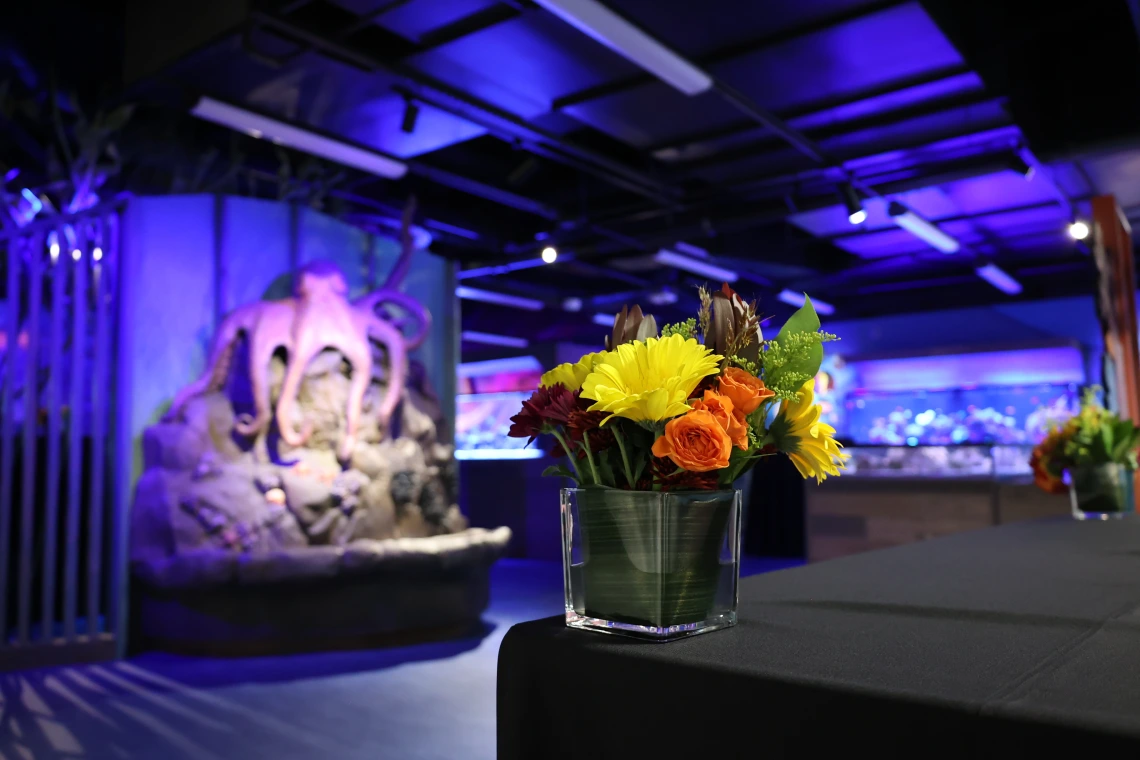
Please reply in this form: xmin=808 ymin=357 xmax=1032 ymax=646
xmin=775 ymin=381 xmax=849 ymax=483
xmin=540 ymin=351 xmax=609 ymax=391
xmin=581 ymin=335 xmax=722 ymax=424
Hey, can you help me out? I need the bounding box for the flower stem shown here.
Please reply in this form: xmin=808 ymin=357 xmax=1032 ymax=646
xmin=581 ymin=432 xmax=601 ymax=486
xmin=612 ymin=426 xmax=635 ymax=488
xmin=550 ymin=428 xmax=583 ymax=482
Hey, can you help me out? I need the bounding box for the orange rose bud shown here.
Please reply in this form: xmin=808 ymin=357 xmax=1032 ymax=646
xmin=717 ymin=367 xmax=775 ymax=415
xmin=651 ymin=410 xmax=733 ymax=473
xmin=691 ymin=390 xmax=749 ymax=450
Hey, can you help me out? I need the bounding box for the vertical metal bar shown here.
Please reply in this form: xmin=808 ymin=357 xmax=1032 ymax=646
xmin=110 ymin=208 xmax=130 ymax=651
xmin=63 ymin=232 xmax=88 ymax=640
xmin=17 ymin=235 xmax=42 ymax=643
xmin=86 ymin=219 xmax=111 ymax=636
xmin=40 ymin=230 xmax=67 ymax=640
xmin=0 ymin=235 xmax=23 ymax=644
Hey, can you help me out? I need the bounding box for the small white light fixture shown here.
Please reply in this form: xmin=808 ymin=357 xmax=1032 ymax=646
xmin=191 ymin=96 xmax=408 ymax=179
xmin=562 ymin=297 xmax=583 ymax=312
xmin=1069 ymin=220 xmax=1090 ymax=240
xmin=533 ymin=0 xmax=713 ymax=95
xmin=889 ymin=201 xmax=960 ymax=254
xmin=456 ymin=285 xmax=544 ymax=311
xmin=840 ymin=182 xmax=866 ymax=225
xmin=975 ymin=263 xmax=1022 ymax=295
xmin=777 ymin=289 xmax=835 ymax=316
xmin=71 ymin=249 xmax=81 ymax=261
xmin=49 ymin=241 xmax=59 ymax=261
xmin=593 ymin=313 xmax=617 ymax=327
xmin=541 ymin=246 xmax=558 ymax=264
xmin=648 ymin=288 xmax=678 ymax=306
xmin=92 ymin=247 xmax=103 ymax=262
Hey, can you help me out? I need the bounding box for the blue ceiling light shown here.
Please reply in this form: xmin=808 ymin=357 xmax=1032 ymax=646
xmin=460 ymin=331 xmax=530 ymax=348
xmin=654 ymin=249 xmax=738 ymax=283
xmin=593 ymin=313 xmax=617 ymax=327
xmin=190 ymin=96 xmax=408 ymax=179
xmin=456 ymin=286 xmax=544 ymax=311
xmin=840 ymin=182 xmax=866 ymax=225
xmin=541 ymin=246 xmax=558 ymax=264
xmin=777 ymin=290 xmax=835 ymax=316
xmin=975 ymin=263 xmax=1022 ymax=295
xmin=533 ymin=0 xmax=713 ymax=95
xmin=888 ymin=201 xmax=960 ymax=254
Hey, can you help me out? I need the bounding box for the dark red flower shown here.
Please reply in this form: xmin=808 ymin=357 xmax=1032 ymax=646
xmin=650 ymin=456 xmax=720 ymax=491
xmin=508 ymin=384 xmax=578 ymax=442
xmin=566 ymin=407 xmax=614 ymax=453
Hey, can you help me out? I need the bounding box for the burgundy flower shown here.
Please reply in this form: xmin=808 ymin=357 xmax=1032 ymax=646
xmin=508 ymin=384 xmax=578 ymax=443
xmin=566 ymin=407 xmax=614 ymax=453
xmin=651 ymin=456 xmax=719 ymax=491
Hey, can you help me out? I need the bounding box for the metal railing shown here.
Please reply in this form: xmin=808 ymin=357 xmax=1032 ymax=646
xmin=0 ymin=203 xmax=123 ymax=668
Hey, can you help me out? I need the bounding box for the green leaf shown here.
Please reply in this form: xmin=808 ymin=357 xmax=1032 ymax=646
xmin=767 ymin=296 xmax=823 ymax=393
xmin=542 ymin=464 xmax=578 ymax=482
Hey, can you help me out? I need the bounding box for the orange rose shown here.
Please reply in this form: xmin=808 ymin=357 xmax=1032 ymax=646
xmin=651 ymin=410 xmax=732 ymax=472
xmin=718 ymin=367 xmax=775 ymax=415
xmin=691 ymin=390 xmax=749 ymax=450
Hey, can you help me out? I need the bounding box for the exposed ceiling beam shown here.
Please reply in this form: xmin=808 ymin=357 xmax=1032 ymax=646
xmin=550 ymin=0 xmax=912 ymax=110
xmin=249 ymin=10 xmax=682 ymax=207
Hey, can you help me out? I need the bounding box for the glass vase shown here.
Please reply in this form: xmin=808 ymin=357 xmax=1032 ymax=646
xmin=561 ymin=488 xmax=741 ymax=641
xmin=1069 ymin=463 xmax=1134 ymax=520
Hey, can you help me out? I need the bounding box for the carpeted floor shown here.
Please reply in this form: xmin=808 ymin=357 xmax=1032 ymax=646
xmin=0 ymin=558 xmax=800 ymax=759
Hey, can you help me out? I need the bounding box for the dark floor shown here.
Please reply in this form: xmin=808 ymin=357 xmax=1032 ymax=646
xmin=0 ymin=557 xmax=800 ymax=760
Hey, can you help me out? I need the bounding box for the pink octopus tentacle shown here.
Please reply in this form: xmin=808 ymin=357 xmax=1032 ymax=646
xmin=275 ymin=342 xmax=319 ymax=448
xmin=354 ymin=290 xmax=432 ymax=350
xmin=367 ymin=315 xmax=407 ymax=436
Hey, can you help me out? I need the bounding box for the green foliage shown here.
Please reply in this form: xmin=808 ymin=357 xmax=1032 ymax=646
xmin=542 ymin=464 xmax=578 ymax=482
xmin=760 ymin=296 xmax=838 ymax=398
xmin=661 ymin=318 xmax=697 ymax=341
xmin=728 ymin=355 xmax=759 ymax=375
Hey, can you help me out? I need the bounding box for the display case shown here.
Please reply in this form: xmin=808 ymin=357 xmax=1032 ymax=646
xmin=455 ymin=391 xmax=543 ymax=460
xmin=844 ymin=444 xmax=1035 ymax=479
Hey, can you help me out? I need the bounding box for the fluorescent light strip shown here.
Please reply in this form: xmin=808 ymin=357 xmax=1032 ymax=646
xmin=593 ymin=313 xmax=617 ymax=327
xmin=457 ymin=258 xmax=553 ymax=280
xmin=777 ymin=289 xmax=835 ymax=316
xmin=455 ymin=448 xmax=545 ymax=460
xmin=655 ymin=249 xmax=739 ymax=283
xmin=888 ymin=202 xmax=960 ymax=254
xmin=673 ymin=241 xmax=709 ymax=258
xmin=191 ymin=97 xmax=407 ymax=179
xmin=460 ymin=331 xmax=530 ymax=348
xmin=533 ymin=0 xmax=713 ymax=95
xmin=975 ymin=264 xmax=1022 ymax=295
xmin=458 ymin=356 xmax=542 ymax=378
xmin=456 ymin=286 xmax=544 ymax=311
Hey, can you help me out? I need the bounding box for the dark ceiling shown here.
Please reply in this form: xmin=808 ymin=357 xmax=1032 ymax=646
xmin=5 ymin=0 xmax=1140 ymax=357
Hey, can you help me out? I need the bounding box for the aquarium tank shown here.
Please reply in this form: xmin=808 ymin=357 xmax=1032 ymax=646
xmin=455 ymin=391 xmax=543 ymax=460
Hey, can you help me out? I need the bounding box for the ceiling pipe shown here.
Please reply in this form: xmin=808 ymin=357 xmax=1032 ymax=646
xmin=248 ymin=10 xmax=681 ymax=207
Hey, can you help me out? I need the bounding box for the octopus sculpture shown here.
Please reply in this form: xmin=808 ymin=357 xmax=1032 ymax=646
xmin=166 ymin=199 xmax=430 ymax=462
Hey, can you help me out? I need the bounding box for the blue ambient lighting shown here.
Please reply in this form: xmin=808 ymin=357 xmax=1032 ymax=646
xmin=975 ymin=263 xmax=1022 ymax=295
xmin=456 ymin=285 xmax=544 ymax=311
xmin=458 ymin=356 xmax=542 ymax=378
xmin=888 ymin=201 xmax=960 ymax=253
xmin=454 ymin=449 xmax=544 ymax=460
xmin=460 ymin=331 xmax=529 ymax=348
xmin=593 ymin=313 xmax=616 ymax=327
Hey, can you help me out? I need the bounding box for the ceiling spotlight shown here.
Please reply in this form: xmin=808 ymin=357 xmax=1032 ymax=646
xmin=92 ymin=247 xmax=103 ymax=261
xmin=1009 ymin=153 xmax=1035 ymax=180
xmin=541 ymin=246 xmax=558 ymax=264
xmin=401 ymin=97 xmax=420 ymax=134
xmin=71 ymin=249 xmax=81 ymax=261
xmin=562 ymin=297 xmax=583 ymax=312
xmin=840 ymin=182 xmax=866 ymax=225
xmin=648 ymin=288 xmax=678 ymax=306
xmin=1069 ymin=220 xmax=1090 ymax=240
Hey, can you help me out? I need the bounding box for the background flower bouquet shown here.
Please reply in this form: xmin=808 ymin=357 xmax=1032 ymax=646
xmin=1031 ymin=387 xmax=1139 ymax=519
xmin=509 ymin=284 xmax=847 ymax=639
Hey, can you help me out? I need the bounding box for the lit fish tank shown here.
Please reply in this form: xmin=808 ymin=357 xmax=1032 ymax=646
xmin=845 ymin=384 xmax=1080 ymax=446
xmin=455 ymin=392 xmax=543 ymax=460
xmin=846 ymin=445 xmax=994 ymax=478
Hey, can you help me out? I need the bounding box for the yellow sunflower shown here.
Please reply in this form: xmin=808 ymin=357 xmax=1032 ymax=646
xmin=540 ymin=351 xmax=609 ymax=391
xmin=581 ymin=335 xmax=722 ymax=424
xmin=773 ymin=380 xmax=849 ymax=483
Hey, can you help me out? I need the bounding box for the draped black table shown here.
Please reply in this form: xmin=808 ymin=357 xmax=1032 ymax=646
xmin=497 ymin=519 xmax=1140 ymax=758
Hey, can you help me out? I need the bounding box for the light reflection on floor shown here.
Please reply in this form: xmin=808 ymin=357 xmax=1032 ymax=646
xmin=0 ymin=558 xmax=798 ymax=759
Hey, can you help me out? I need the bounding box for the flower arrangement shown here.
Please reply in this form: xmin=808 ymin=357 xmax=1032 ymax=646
xmin=1030 ymin=387 xmax=1140 ymax=494
xmin=509 ymin=283 xmax=848 ymax=490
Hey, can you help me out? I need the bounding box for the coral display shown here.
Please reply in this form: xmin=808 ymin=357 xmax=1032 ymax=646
xmin=456 ymin=392 xmax=536 ymax=455
xmin=846 ymin=384 xmax=1080 ymax=446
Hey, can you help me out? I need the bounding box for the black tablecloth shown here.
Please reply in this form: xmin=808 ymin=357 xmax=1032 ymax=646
xmin=497 ymin=519 xmax=1140 ymax=758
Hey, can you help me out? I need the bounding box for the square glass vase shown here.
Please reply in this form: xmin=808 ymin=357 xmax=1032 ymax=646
xmin=1069 ymin=463 xmax=1134 ymax=520
xmin=561 ymin=487 xmax=741 ymax=642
